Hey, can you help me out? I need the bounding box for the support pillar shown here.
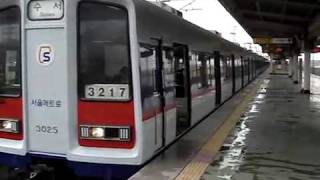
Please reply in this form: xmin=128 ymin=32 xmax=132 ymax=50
xmin=303 ymin=50 xmax=311 ymax=94
xmin=293 ymin=55 xmax=298 ymax=84
xmin=270 ymin=54 xmax=274 ymax=73
xmin=288 ymin=57 xmax=293 ymax=78
xmin=299 ymin=58 xmax=303 ymax=87
xmin=281 ymin=59 xmax=285 ymax=71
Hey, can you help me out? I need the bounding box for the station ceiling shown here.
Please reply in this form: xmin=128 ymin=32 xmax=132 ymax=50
xmin=218 ymin=0 xmax=319 ymax=38
xmin=218 ymin=0 xmax=320 ymax=56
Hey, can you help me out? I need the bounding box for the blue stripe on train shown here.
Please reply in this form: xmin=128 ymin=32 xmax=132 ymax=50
xmin=68 ymin=161 xmax=141 ymax=179
xmin=0 ymin=152 xmax=29 ymax=168
xmin=0 ymin=152 xmax=141 ymax=179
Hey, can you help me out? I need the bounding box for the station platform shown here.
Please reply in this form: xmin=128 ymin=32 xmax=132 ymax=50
xmin=130 ymin=71 xmax=320 ymax=180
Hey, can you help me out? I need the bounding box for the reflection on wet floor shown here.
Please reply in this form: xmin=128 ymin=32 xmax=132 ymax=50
xmin=202 ymin=75 xmax=320 ymax=180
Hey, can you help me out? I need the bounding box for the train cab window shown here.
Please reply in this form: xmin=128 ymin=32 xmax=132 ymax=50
xmin=0 ymin=7 xmax=21 ymax=97
xmin=78 ymin=3 xmax=131 ymax=101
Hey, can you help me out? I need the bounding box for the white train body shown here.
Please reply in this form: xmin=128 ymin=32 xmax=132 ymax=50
xmin=0 ymin=0 xmax=268 ymax=178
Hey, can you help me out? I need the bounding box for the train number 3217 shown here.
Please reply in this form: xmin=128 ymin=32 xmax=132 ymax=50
xmin=85 ymin=84 xmax=129 ymax=100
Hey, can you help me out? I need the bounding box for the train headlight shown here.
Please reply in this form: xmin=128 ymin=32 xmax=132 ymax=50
xmin=3 ymin=121 xmax=13 ymax=129
xmin=80 ymin=125 xmax=130 ymax=141
xmin=0 ymin=119 xmax=19 ymax=133
xmin=91 ymin=127 xmax=105 ymax=138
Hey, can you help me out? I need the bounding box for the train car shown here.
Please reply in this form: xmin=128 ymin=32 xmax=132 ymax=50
xmin=0 ymin=0 xmax=268 ymax=178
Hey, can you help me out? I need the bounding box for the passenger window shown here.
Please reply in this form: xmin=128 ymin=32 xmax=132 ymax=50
xmin=196 ymin=54 xmax=201 ymax=83
xmin=78 ymin=3 xmax=131 ymax=100
xmin=220 ymin=56 xmax=226 ymax=80
xmin=210 ymin=58 xmax=215 ymax=85
xmin=139 ymin=45 xmax=157 ymax=93
xmin=190 ymin=53 xmax=197 ymax=79
xmin=163 ymin=49 xmax=175 ymax=89
xmin=0 ymin=7 xmax=21 ymax=97
xmin=224 ymin=56 xmax=232 ymax=80
xmin=207 ymin=59 xmax=210 ymax=85
xmin=198 ymin=53 xmax=208 ymax=88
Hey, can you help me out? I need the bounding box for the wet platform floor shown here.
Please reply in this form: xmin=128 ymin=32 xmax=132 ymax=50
xmin=202 ymin=74 xmax=320 ymax=180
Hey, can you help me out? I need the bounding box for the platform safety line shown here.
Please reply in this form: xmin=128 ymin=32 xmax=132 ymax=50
xmin=175 ymin=80 xmax=263 ymax=180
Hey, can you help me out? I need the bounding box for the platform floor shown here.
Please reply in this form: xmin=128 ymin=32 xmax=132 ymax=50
xmin=131 ymin=71 xmax=320 ymax=180
xmin=202 ymin=74 xmax=320 ymax=180
xmin=131 ymin=73 xmax=266 ymax=180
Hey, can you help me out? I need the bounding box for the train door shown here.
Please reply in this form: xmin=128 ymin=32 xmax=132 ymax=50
xmin=173 ymin=44 xmax=191 ymax=135
xmin=154 ymin=42 xmax=165 ymax=149
xmin=140 ymin=43 xmax=164 ymax=150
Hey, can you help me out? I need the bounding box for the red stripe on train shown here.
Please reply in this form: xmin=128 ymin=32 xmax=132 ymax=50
xmin=191 ymin=87 xmax=215 ymax=98
xmin=78 ymin=100 xmax=135 ymax=149
xmin=142 ymin=87 xmax=216 ymax=121
xmin=0 ymin=98 xmax=23 ymax=140
xmin=142 ymin=102 xmax=177 ymax=121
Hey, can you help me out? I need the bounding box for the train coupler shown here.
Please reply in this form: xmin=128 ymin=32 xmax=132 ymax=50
xmin=28 ymin=164 xmax=55 ymax=180
xmin=8 ymin=164 xmax=55 ymax=180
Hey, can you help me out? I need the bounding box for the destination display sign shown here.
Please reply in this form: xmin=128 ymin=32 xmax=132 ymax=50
xmin=28 ymin=0 xmax=64 ymax=20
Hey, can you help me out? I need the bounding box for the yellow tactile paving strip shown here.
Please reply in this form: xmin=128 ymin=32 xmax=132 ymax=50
xmin=175 ymin=80 xmax=263 ymax=180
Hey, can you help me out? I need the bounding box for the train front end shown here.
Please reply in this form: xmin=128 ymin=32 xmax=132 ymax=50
xmin=0 ymin=0 xmax=143 ymax=178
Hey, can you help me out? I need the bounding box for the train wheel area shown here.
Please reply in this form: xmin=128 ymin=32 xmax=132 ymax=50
xmin=131 ymin=67 xmax=320 ymax=180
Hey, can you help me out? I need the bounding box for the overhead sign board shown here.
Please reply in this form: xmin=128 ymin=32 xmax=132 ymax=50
xmin=28 ymin=0 xmax=64 ymax=20
xmin=254 ymin=37 xmax=293 ymax=45
xmin=271 ymin=38 xmax=293 ymax=44
xmin=253 ymin=38 xmax=271 ymax=44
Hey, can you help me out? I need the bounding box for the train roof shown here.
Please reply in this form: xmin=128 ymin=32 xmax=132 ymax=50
xmin=133 ymin=0 xmax=264 ymax=59
xmin=0 ymin=0 xmax=266 ymax=61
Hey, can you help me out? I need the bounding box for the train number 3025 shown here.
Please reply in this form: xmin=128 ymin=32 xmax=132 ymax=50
xmin=35 ymin=125 xmax=58 ymax=134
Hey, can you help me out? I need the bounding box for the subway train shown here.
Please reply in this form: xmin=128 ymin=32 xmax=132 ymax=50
xmin=0 ymin=0 xmax=268 ymax=179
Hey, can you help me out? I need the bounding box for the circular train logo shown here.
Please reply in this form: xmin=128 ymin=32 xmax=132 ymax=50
xmin=38 ymin=44 xmax=55 ymax=66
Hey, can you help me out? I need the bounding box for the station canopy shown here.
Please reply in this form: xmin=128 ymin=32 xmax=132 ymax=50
xmin=218 ymin=0 xmax=320 ymax=57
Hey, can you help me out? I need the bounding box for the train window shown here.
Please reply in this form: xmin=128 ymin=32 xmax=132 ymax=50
xmin=196 ymin=54 xmax=201 ymax=81
xmin=163 ymin=49 xmax=175 ymax=89
xmin=210 ymin=58 xmax=215 ymax=85
xmin=190 ymin=53 xmax=197 ymax=79
xmin=78 ymin=3 xmax=131 ymax=101
xmin=207 ymin=56 xmax=213 ymax=86
xmin=139 ymin=45 xmax=157 ymax=93
xmin=0 ymin=7 xmax=21 ymax=97
xmin=198 ymin=53 xmax=208 ymax=88
xmin=224 ymin=56 xmax=232 ymax=80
